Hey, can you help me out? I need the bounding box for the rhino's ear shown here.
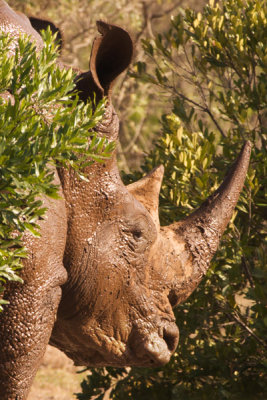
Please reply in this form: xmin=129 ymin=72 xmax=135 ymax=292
xmin=91 ymin=21 xmax=133 ymax=94
xmin=75 ymin=21 xmax=133 ymax=103
xmin=29 ymin=17 xmax=63 ymax=51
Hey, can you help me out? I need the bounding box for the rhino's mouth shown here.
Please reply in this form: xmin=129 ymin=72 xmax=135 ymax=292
xmin=71 ymin=346 xmax=172 ymax=368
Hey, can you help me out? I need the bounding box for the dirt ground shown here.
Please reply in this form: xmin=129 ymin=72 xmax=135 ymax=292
xmin=28 ymin=345 xmax=87 ymax=400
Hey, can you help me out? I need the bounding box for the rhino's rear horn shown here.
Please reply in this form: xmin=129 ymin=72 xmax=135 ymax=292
xmin=128 ymin=165 xmax=164 ymax=228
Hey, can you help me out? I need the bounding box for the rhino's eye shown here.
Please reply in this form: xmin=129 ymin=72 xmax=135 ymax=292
xmin=132 ymin=230 xmax=142 ymax=240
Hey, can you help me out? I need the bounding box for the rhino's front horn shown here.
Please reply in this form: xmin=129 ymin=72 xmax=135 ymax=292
xmin=161 ymin=141 xmax=251 ymax=306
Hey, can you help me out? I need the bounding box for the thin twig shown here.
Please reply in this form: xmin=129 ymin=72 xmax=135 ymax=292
xmin=150 ymin=2 xmax=182 ymax=20
xmin=172 ymin=87 xmax=227 ymax=137
xmin=205 ymin=107 xmax=227 ymax=138
xmin=241 ymin=256 xmax=254 ymax=288
xmin=226 ymin=311 xmax=267 ymax=348
xmin=123 ymin=116 xmax=146 ymax=153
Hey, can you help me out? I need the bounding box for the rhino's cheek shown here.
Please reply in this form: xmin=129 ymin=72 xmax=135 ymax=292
xmin=80 ymin=324 xmax=130 ymax=364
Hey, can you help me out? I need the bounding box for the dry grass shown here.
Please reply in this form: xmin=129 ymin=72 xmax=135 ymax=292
xmin=28 ymin=345 xmax=87 ymax=400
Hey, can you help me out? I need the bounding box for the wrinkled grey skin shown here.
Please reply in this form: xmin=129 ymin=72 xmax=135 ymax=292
xmin=0 ymin=1 xmax=251 ymax=399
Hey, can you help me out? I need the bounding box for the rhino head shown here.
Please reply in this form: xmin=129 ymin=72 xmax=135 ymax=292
xmin=49 ymin=22 xmax=251 ymax=367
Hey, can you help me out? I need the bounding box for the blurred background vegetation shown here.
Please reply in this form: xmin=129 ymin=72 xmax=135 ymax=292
xmin=4 ymin=0 xmax=267 ymax=399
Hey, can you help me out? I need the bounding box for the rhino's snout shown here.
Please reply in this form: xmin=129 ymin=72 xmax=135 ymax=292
xmin=130 ymin=321 xmax=179 ymax=366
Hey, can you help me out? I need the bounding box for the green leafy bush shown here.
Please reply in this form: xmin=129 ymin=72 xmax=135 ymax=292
xmin=0 ymin=30 xmax=113 ymax=311
xmin=77 ymin=0 xmax=267 ymax=398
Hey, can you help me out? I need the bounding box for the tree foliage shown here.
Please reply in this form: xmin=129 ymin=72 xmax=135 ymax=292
xmin=77 ymin=0 xmax=267 ymax=398
xmin=0 ymin=30 xmax=113 ymax=311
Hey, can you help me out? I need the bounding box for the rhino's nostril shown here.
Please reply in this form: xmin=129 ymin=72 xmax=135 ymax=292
xmin=162 ymin=323 xmax=179 ymax=353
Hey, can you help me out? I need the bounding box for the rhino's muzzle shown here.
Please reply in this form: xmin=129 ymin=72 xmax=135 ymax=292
xmin=129 ymin=321 xmax=179 ymax=366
